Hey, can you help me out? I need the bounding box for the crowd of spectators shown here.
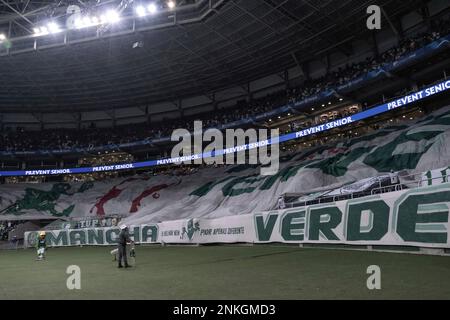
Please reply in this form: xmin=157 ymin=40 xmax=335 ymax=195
xmin=287 ymin=19 xmax=450 ymax=103
xmin=0 ymin=18 xmax=449 ymax=153
xmin=0 ymin=221 xmax=20 ymax=241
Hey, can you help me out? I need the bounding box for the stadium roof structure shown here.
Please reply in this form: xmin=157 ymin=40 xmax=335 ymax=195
xmin=0 ymin=0 xmax=426 ymax=113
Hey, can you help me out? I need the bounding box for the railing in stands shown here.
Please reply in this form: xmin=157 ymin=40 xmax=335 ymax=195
xmin=281 ymin=174 xmax=450 ymax=209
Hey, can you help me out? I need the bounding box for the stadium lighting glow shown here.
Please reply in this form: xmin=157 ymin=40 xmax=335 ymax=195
xmin=47 ymin=22 xmax=61 ymax=34
xmin=136 ymin=5 xmax=147 ymax=17
xmin=83 ymin=17 xmax=92 ymax=25
xmin=148 ymin=3 xmax=158 ymax=14
xmin=74 ymin=16 xmax=103 ymax=29
xmin=106 ymin=10 xmax=120 ymax=23
xmin=27 ymin=1 xmax=168 ymax=39
xmin=74 ymin=18 xmax=84 ymax=29
xmin=40 ymin=26 xmax=49 ymax=35
xmin=167 ymin=0 xmax=175 ymax=9
xmin=0 ymin=34 xmax=5 ymax=41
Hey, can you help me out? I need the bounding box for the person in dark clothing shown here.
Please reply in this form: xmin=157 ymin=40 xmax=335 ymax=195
xmin=117 ymin=225 xmax=134 ymax=268
xmin=36 ymin=231 xmax=47 ymax=260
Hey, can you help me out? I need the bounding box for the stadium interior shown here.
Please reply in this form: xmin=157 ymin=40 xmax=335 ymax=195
xmin=1 ymin=0 xmax=450 ymax=300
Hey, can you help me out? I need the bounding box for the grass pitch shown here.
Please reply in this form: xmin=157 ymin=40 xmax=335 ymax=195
xmin=0 ymin=245 xmax=449 ymax=300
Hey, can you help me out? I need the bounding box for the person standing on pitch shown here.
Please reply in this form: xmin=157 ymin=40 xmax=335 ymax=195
xmin=117 ymin=225 xmax=134 ymax=268
xmin=36 ymin=231 xmax=47 ymax=260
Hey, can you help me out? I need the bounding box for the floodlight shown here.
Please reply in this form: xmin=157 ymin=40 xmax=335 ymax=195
xmin=167 ymin=1 xmax=175 ymax=9
xmin=47 ymin=22 xmax=60 ymax=34
xmin=83 ymin=16 xmax=92 ymax=26
xmin=136 ymin=5 xmax=146 ymax=17
xmin=148 ymin=3 xmax=158 ymax=14
xmin=0 ymin=34 xmax=5 ymax=41
xmin=106 ymin=10 xmax=120 ymax=23
xmin=75 ymin=18 xmax=84 ymax=29
xmin=40 ymin=26 xmax=49 ymax=35
xmin=91 ymin=16 xmax=99 ymax=25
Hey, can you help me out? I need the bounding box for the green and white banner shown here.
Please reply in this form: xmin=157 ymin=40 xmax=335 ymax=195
xmin=24 ymin=182 xmax=450 ymax=248
xmin=5 ymin=106 xmax=450 ymax=224
xmin=24 ymin=225 xmax=159 ymax=248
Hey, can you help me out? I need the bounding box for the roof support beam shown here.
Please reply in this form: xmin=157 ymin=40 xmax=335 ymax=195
xmin=381 ymin=6 xmax=403 ymax=39
xmin=0 ymin=0 xmax=33 ymax=26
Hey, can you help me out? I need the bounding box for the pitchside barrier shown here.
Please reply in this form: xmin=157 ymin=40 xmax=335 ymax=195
xmin=24 ymin=182 xmax=450 ymax=250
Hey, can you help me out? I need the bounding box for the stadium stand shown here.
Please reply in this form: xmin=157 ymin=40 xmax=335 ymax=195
xmin=0 ymin=220 xmax=24 ymax=241
xmin=2 ymin=0 xmax=450 ymax=302
xmin=0 ymin=17 xmax=449 ymax=154
xmin=1 ymin=105 xmax=450 ymax=227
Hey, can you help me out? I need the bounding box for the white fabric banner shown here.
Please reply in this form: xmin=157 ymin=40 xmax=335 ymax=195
xmin=24 ymin=182 xmax=450 ymax=249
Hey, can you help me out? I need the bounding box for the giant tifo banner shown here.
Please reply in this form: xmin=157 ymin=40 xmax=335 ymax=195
xmin=24 ymin=182 xmax=450 ymax=248
xmin=1 ymin=80 xmax=450 ymax=177
xmin=3 ymin=106 xmax=450 ymax=223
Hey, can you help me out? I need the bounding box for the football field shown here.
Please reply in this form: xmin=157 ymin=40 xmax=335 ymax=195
xmin=1 ymin=245 xmax=449 ymax=300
